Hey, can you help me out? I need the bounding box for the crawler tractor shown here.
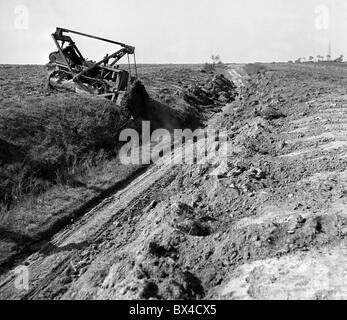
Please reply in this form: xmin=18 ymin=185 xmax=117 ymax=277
xmin=47 ymin=27 xmax=138 ymax=105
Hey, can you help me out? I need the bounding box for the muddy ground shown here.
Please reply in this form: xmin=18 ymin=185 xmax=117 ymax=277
xmin=1 ymin=62 xmax=347 ymax=299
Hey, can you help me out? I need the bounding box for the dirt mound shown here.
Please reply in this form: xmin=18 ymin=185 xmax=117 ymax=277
xmin=254 ymin=104 xmax=286 ymax=120
xmin=125 ymin=80 xmax=202 ymax=132
xmin=125 ymin=74 xmax=238 ymax=132
xmin=183 ymin=74 xmax=237 ymax=106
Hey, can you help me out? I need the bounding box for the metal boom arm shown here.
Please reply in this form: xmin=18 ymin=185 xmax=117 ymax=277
xmin=54 ymin=27 xmax=135 ymax=54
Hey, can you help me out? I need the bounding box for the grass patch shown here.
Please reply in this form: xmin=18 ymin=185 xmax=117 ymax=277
xmin=0 ymin=93 xmax=132 ymax=209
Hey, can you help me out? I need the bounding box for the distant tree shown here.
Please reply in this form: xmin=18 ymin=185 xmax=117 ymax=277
xmin=288 ymin=60 xmax=294 ymax=64
xmin=203 ymin=54 xmax=223 ymax=73
xmin=211 ymin=55 xmax=222 ymax=66
xmin=295 ymin=58 xmax=302 ymax=63
xmin=327 ymin=54 xmax=331 ymax=61
xmin=335 ymin=54 xmax=344 ymax=62
xmin=301 ymin=57 xmax=306 ymax=62
xmin=308 ymin=56 xmax=314 ymax=62
xmin=317 ymin=55 xmax=323 ymax=62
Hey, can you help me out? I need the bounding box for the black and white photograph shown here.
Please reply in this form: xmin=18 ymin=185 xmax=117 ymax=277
xmin=1 ymin=0 xmax=347 ymax=306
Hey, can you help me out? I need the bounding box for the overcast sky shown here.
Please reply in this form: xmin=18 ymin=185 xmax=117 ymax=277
xmin=0 ymin=0 xmax=346 ymax=64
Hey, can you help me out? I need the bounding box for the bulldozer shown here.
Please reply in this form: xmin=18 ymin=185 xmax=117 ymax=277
xmin=47 ymin=27 xmax=138 ymax=105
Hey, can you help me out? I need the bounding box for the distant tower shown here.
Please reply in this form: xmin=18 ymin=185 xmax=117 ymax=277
xmin=328 ymin=0 xmax=333 ymax=60
xmin=328 ymin=42 xmax=332 ymax=60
